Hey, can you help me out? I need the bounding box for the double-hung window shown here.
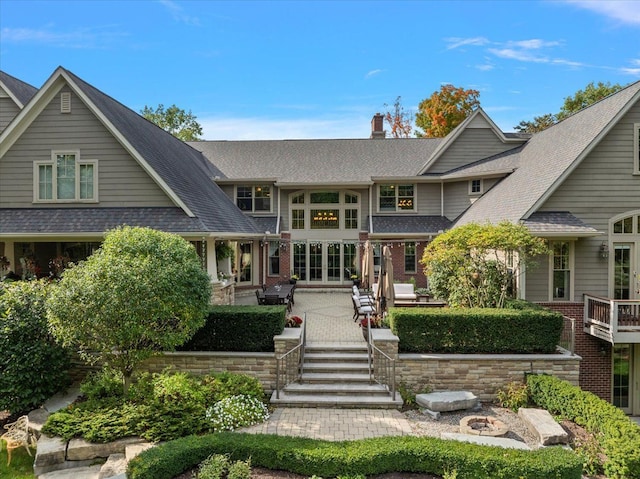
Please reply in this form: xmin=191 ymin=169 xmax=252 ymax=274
xmin=551 ymin=241 xmax=572 ymax=301
xmin=236 ymin=185 xmax=271 ymax=212
xmin=404 ymin=242 xmax=416 ymax=273
xmin=378 ymin=184 xmax=415 ymax=212
xmin=34 ymin=151 xmax=97 ymax=202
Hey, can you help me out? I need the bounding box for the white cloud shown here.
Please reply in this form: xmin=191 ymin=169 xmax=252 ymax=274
xmin=444 ymin=37 xmax=490 ymax=50
xmin=475 ymin=64 xmax=494 ymax=71
xmin=488 ymin=48 xmax=549 ymax=63
xmin=508 ymin=39 xmax=561 ymax=49
xmin=158 ymin=0 xmax=201 ymax=26
xmin=0 ymin=26 xmax=128 ymax=48
xmin=620 ymin=67 xmax=640 ymax=76
xmin=565 ymin=0 xmax=640 ymax=25
xmin=365 ymin=69 xmax=384 ymax=78
xmin=199 ymin=116 xmax=371 ymax=140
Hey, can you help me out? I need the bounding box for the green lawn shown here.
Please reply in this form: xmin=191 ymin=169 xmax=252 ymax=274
xmin=0 ymin=441 xmax=36 ymax=479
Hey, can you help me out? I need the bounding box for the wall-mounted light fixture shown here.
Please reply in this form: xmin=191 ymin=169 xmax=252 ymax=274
xmin=599 ymin=242 xmax=609 ymax=259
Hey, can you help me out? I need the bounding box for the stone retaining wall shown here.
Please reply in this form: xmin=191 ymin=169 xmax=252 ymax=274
xmin=371 ymin=329 xmax=581 ymax=401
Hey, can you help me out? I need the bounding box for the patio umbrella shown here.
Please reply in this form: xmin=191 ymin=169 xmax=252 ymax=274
xmin=376 ymin=245 xmax=395 ymax=313
xmin=361 ymin=240 xmax=375 ymax=290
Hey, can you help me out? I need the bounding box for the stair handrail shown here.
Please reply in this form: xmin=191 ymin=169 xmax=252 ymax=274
xmin=275 ymin=312 xmax=306 ymax=399
xmin=369 ymin=339 xmax=397 ymax=402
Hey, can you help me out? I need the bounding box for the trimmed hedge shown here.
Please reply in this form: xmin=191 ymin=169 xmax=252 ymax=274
xmin=389 ymin=307 xmax=563 ymax=354
xmin=178 ymin=305 xmax=286 ymax=352
xmin=527 ymin=374 xmax=640 ymax=479
xmin=127 ymin=432 xmax=581 ymax=479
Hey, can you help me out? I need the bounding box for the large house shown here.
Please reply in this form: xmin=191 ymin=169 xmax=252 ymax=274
xmin=1 ymin=67 xmax=639 ymax=415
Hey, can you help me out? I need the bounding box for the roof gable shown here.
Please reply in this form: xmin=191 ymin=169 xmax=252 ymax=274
xmin=456 ymin=80 xmax=640 ymax=226
xmin=0 ymin=71 xmax=38 ymax=108
xmin=417 ymin=108 xmax=525 ymax=175
xmin=0 ymin=67 xmax=259 ymax=235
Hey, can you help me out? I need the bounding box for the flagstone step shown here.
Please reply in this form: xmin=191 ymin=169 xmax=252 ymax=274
xmin=302 ymin=362 xmax=370 ymax=373
xmin=300 ymin=372 xmax=372 ymax=383
xmin=304 ymin=352 xmax=369 ymax=362
xmin=270 ymin=391 xmax=402 ymax=408
xmin=282 ymin=382 xmax=390 ymax=395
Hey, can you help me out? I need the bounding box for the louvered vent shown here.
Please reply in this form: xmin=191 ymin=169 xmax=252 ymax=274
xmin=61 ymin=92 xmax=71 ymax=113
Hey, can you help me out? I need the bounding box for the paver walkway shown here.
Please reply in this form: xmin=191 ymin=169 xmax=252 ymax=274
xmin=238 ymin=289 xmax=414 ymax=440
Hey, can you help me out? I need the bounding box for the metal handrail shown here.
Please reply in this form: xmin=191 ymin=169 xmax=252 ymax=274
xmin=275 ymin=312 xmax=306 ymax=399
xmin=366 ymin=324 xmax=396 ymax=401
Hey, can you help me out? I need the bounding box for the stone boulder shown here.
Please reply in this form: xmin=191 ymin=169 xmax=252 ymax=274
xmin=518 ymin=407 xmax=569 ymax=446
xmin=416 ymin=391 xmax=478 ymax=412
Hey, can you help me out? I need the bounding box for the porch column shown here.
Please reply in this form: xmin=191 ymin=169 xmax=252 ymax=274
xmin=1 ymin=241 xmax=15 ymax=276
xmin=206 ymin=237 xmax=218 ymax=282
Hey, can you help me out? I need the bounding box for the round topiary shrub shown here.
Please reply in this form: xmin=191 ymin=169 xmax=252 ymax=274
xmin=0 ymin=280 xmax=71 ymax=413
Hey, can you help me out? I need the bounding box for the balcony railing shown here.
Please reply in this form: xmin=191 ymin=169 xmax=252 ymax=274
xmin=584 ymin=295 xmax=640 ymax=344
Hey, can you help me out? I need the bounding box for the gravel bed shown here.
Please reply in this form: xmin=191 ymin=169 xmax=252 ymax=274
xmin=402 ymin=402 xmax=540 ymax=448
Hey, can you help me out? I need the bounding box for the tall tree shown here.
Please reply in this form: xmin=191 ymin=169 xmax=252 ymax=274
xmin=47 ymin=226 xmax=211 ymax=394
xmin=515 ymin=81 xmax=624 ymax=133
xmin=383 ymin=96 xmax=414 ymax=138
xmin=415 ymin=84 xmax=480 ymax=138
xmin=141 ymin=103 xmax=203 ymax=141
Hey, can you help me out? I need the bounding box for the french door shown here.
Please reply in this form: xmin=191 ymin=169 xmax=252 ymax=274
xmin=292 ymin=241 xmax=356 ymax=284
xmin=614 ymin=344 xmax=640 ymax=415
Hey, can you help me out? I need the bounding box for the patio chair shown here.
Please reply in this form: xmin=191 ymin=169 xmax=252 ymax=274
xmin=256 ymin=289 xmax=266 ymax=305
xmin=1 ymin=415 xmax=35 ymax=466
xmin=352 ymin=295 xmax=376 ymax=322
xmin=352 ymin=285 xmax=374 ymax=305
xmin=264 ymin=294 xmax=281 ymax=305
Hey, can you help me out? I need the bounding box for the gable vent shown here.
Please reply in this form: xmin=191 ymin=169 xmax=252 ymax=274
xmin=60 ymin=92 xmax=71 ymax=113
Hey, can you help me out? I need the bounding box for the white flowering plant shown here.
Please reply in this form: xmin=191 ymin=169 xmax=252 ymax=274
xmin=205 ymin=394 xmax=269 ymax=432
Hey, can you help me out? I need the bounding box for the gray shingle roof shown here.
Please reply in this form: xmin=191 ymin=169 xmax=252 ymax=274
xmin=189 ymin=138 xmax=443 ymax=184
xmin=0 ymin=71 xmax=38 ymax=107
xmin=61 ymin=68 xmax=260 ymax=235
xmin=370 ymin=215 xmax=453 ymax=235
xmin=0 ymin=208 xmax=214 ymax=234
xmin=440 ymin=145 xmax=523 ymax=179
xmin=251 ymin=216 xmax=280 ymax=234
xmin=522 ymin=211 xmax=600 ymax=236
xmin=456 ymin=80 xmax=640 ymax=226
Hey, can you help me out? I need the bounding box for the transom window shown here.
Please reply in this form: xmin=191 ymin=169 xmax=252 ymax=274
xmin=613 ymin=215 xmax=638 ymax=234
xmin=290 ymin=191 xmax=359 ymax=230
xmin=379 ymin=184 xmax=415 ymax=212
xmin=34 ymin=151 xmax=97 ymax=202
xmin=236 ymin=185 xmax=271 ymax=212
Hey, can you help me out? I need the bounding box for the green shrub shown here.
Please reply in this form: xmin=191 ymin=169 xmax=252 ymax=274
xmin=43 ymin=371 xmax=269 ymax=443
xmin=527 ymin=374 xmax=640 ymax=479
xmin=227 ymin=458 xmax=252 ymax=479
xmin=389 ymin=307 xmax=562 ymax=353
xmin=178 ymin=305 xmax=286 ymax=352
xmin=198 ymin=454 xmax=229 ymax=479
xmin=201 ymin=371 xmax=265 ymax=402
xmin=127 ymin=432 xmax=582 ymax=479
xmin=496 ymin=381 xmax=529 ymax=411
xmin=0 ymin=280 xmax=71 ymax=413
xmin=81 ymin=367 xmax=126 ymax=402
xmin=397 ymin=382 xmax=431 ymax=407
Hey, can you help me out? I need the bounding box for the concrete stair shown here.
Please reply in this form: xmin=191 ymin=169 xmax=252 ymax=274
xmin=271 ymin=344 xmax=402 ymax=408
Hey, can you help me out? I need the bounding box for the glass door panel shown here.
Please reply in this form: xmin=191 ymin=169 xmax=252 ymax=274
xmin=293 ymin=243 xmax=307 ymax=281
xmin=343 ymin=243 xmax=357 ymax=281
xmin=309 ymin=243 xmax=323 ymax=282
xmin=327 ymin=242 xmax=341 ymax=282
xmin=614 ymin=244 xmax=632 ymax=300
xmin=613 ymin=344 xmax=631 ymax=413
xmin=238 ymin=242 xmax=252 ymax=283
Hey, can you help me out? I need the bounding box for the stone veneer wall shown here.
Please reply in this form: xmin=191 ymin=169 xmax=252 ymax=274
xmin=371 ymin=329 xmax=581 ymax=401
xmin=140 ymin=328 xmax=301 ymax=393
xmin=211 ymin=281 xmax=235 ymax=305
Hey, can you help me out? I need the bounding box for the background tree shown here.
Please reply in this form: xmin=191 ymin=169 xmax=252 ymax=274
xmin=141 ymin=103 xmax=203 ymax=141
xmin=383 ymin=96 xmax=414 ymax=138
xmin=47 ymin=226 xmax=212 ymax=394
xmin=515 ymin=81 xmax=623 ymax=133
xmin=421 ymin=222 xmax=549 ymax=308
xmin=415 ymin=84 xmax=480 ymax=138
xmin=0 ymin=280 xmax=70 ymax=413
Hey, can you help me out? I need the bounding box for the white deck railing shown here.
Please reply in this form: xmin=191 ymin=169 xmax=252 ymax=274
xmin=584 ymin=295 xmax=640 ymax=344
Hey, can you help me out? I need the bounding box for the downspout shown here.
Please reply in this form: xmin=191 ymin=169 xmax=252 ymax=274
xmin=262 ymin=236 xmax=267 ymax=286
xmin=440 ymin=181 xmax=444 ymax=217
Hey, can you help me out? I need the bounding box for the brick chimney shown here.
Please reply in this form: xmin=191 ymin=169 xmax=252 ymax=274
xmin=370 ymin=113 xmax=386 ymax=139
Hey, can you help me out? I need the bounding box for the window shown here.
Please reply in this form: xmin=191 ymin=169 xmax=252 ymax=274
xmin=379 ymin=184 xmax=415 ymax=212
xmin=268 ymin=241 xmax=280 ymax=276
xmin=404 ymin=242 xmax=416 ymax=273
xmin=34 ymin=151 xmax=97 ymax=202
xmin=634 ymin=123 xmax=640 ymax=174
xmin=236 ymin=185 xmax=271 ymax=212
xmin=551 ymin=241 xmax=571 ymax=300
xmin=469 ymin=179 xmax=483 ymax=195
xmin=311 ymin=209 xmax=339 ymax=229
xmin=614 ymin=216 xmax=635 ymax=234
xmin=345 ymin=209 xmax=358 ymax=229
xmin=292 ymin=209 xmax=305 ymax=229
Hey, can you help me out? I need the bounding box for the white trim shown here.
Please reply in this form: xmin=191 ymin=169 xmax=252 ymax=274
xmin=376 ymin=183 xmax=417 ymax=213
xmin=60 ymin=92 xmax=71 ymax=113
xmin=32 ymin=150 xmax=98 ymax=203
xmin=634 ymin=123 xmax=640 ymax=175
xmin=548 ymin=240 xmax=574 ymax=302
xmin=468 ymin=178 xmax=483 ymax=195
xmin=0 ymin=80 xmax=27 ymax=109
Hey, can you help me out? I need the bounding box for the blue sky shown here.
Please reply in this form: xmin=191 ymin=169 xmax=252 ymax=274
xmin=1 ymin=0 xmax=640 ymax=140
